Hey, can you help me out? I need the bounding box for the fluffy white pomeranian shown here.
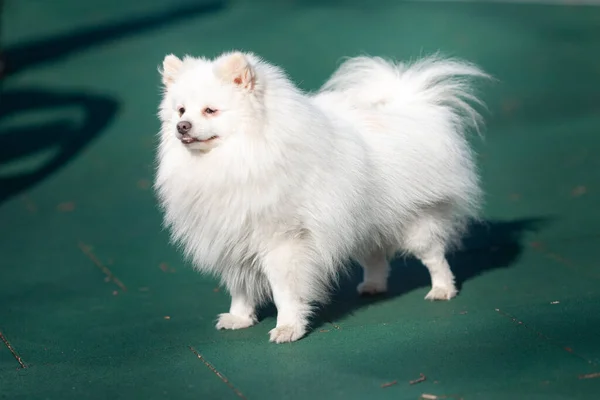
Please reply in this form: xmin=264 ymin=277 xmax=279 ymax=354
xmin=155 ymin=50 xmax=489 ymax=343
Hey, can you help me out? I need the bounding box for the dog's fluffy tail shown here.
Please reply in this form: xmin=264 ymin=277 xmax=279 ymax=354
xmin=319 ymin=54 xmax=490 ymax=134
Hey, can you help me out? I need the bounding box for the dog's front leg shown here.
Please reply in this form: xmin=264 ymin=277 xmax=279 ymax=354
xmin=216 ymin=284 xmax=258 ymax=330
xmin=263 ymin=240 xmax=317 ymax=343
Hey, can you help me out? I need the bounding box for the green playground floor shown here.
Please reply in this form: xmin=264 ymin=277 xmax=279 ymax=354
xmin=1 ymin=0 xmax=599 ymax=398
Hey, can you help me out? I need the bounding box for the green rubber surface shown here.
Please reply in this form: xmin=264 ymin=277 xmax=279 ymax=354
xmin=1 ymin=0 xmax=599 ymax=399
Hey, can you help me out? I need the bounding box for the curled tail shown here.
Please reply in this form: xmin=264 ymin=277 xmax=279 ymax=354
xmin=319 ymin=54 xmax=491 ymax=134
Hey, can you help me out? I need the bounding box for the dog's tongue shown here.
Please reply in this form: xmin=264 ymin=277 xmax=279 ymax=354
xmin=180 ymin=134 xmax=198 ymax=144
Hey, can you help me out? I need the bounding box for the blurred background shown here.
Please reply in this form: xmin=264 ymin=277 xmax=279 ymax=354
xmin=0 ymin=0 xmax=599 ymax=399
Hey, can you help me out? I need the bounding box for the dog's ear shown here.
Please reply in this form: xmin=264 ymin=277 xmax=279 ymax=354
xmin=215 ymin=52 xmax=255 ymax=90
xmin=161 ymin=54 xmax=183 ymax=87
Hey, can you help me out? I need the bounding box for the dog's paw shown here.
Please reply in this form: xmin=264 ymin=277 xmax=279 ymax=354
xmin=357 ymin=281 xmax=388 ymax=296
xmin=425 ymin=285 xmax=458 ymax=301
xmin=268 ymin=324 xmax=306 ymax=343
xmin=215 ymin=313 xmax=256 ymax=330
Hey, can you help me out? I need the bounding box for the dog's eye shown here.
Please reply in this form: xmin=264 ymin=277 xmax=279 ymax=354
xmin=178 ymin=107 xmax=185 ymax=116
xmin=204 ymin=107 xmax=217 ymax=115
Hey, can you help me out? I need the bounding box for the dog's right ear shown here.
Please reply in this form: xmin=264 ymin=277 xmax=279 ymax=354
xmin=161 ymin=54 xmax=183 ymax=87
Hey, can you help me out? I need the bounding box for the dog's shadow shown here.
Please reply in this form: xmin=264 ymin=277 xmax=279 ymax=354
xmin=260 ymin=217 xmax=547 ymax=328
xmin=318 ymin=217 xmax=546 ymax=326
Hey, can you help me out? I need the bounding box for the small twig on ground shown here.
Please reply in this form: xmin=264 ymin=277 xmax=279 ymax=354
xmin=579 ymin=372 xmax=600 ymax=380
xmin=410 ymin=373 xmax=427 ymax=385
xmin=420 ymin=394 xmax=463 ymax=400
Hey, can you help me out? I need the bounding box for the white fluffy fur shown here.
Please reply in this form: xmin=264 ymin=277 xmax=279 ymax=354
xmin=154 ymin=51 xmax=489 ymax=343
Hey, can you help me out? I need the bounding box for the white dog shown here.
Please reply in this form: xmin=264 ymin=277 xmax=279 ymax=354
xmin=154 ymin=51 xmax=489 ymax=343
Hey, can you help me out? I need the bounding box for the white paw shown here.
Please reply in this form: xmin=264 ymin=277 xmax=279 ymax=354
xmin=357 ymin=281 xmax=388 ymax=296
xmin=425 ymin=285 xmax=458 ymax=301
xmin=215 ymin=313 xmax=256 ymax=330
xmin=268 ymin=324 xmax=306 ymax=343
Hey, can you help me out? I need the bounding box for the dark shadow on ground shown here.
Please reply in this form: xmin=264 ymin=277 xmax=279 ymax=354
xmin=0 ymin=0 xmax=4 ymax=78
xmin=258 ymin=217 xmax=547 ymax=330
xmin=311 ymin=217 xmax=547 ymax=328
xmin=0 ymin=1 xmax=226 ymax=203
xmin=0 ymin=88 xmax=119 ymax=202
xmin=0 ymin=0 xmax=225 ymax=78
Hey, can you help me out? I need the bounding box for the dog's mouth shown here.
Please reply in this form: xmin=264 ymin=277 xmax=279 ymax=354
xmin=180 ymin=133 xmax=218 ymax=145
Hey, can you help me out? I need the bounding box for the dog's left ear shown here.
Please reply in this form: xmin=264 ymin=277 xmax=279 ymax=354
xmin=161 ymin=54 xmax=183 ymax=87
xmin=215 ymin=52 xmax=255 ymax=90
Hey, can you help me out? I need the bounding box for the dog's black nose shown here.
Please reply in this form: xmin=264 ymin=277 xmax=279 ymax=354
xmin=177 ymin=121 xmax=192 ymax=134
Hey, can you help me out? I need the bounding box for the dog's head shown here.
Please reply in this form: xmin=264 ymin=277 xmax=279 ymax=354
xmin=158 ymin=52 xmax=262 ymax=152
